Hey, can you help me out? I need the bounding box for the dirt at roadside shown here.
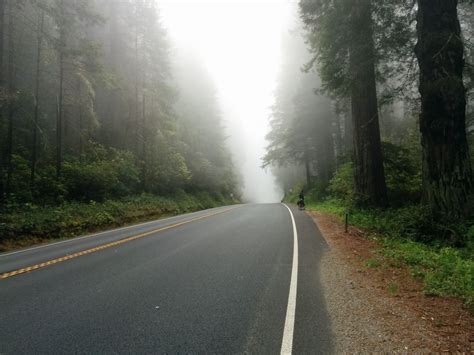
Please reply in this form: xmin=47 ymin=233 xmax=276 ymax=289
xmin=309 ymin=211 xmax=474 ymax=353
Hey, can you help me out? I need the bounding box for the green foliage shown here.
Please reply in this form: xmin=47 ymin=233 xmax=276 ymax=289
xmin=0 ymin=191 xmax=236 ymax=251
xmin=387 ymin=281 xmax=399 ymax=295
xmin=366 ymin=258 xmax=381 ymax=268
xmin=328 ymin=163 xmax=354 ymax=202
xmin=307 ymin=198 xmax=474 ymax=310
xmin=308 ymin=195 xmax=474 ymax=249
xmin=300 ymin=0 xmax=416 ymax=102
xmin=5 ymin=155 xmax=34 ymax=203
xmin=382 ymin=239 xmax=474 ymax=310
xmin=33 ymin=170 xmax=67 ymax=205
xmin=283 ymin=181 xmax=306 ymax=203
xmin=63 ymin=161 xmax=124 ymax=201
xmin=306 ymin=181 xmax=330 ymax=201
xmin=327 ymin=143 xmax=422 ymax=204
xmin=382 ymin=142 xmax=422 ymax=202
xmin=0 ymin=1 xmax=240 ymax=211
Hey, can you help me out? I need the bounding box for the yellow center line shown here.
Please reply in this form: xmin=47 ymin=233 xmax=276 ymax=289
xmin=1 ymin=206 xmax=238 ymax=280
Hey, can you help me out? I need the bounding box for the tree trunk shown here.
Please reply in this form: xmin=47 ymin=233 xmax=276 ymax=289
xmin=56 ymin=54 xmax=64 ymax=179
xmin=56 ymin=57 xmax=63 ymax=179
xmin=333 ymin=111 xmax=343 ymax=169
xmin=320 ymin=114 xmax=335 ymax=184
xmin=415 ymin=0 xmax=472 ymax=217
xmin=5 ymin=0 xmax=15 ymax=193
xmin=77 ymin=78 xmax=83 ymax=162
xmin=349 ymin=0 xmax=387 ymax=206
xmin=31 ymin=10 xmax=44 ymax=185
xmin=134 ymin=11 xmax=139 ymax=155
xmin=0 ymin=0 xmax=5 ymax=86
xmin=56 ymin=2 xmax=65 ymax=179
xmin=304 ymin=148 xmax=311 ymax=186
xmin=343 ymin=101 xmax=352 ymax=157
xmin=0 ymin=0 xmax=4 ymax=201
xmin=141 ymin=93 xmax=146 ymax=191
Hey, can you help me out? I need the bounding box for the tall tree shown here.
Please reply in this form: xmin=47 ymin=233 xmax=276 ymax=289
xmin=349 ymin=0 xmax=387 ymax=205
xmin=5 ymin=0 xmax=17 ymax=192
xmin=299 ymin=0 xmax=414 ymax=205
xmin=0 ymin=0 xmax=4 ymax=86
xmin=30 ymin=8 xmax=44 ymax=184
xmin=0 ymin=0 xmax=5 ymax=200
xmin=56 ymin=0 xmax=65 ymax=178
xmin=48 ymin=0 xmax=101 ymax=177
xmin=415 ymin=0 xmax=473 ymax=217
xmin=0 ymin=0 xmax=241 ymax=205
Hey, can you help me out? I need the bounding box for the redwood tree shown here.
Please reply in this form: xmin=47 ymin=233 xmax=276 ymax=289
xmin=349 ymin=0 xmax=387 ymax=206
xmin=415 ymin=0 xmax=473 ymax=217
xmin=299 ymin=0 xmax=390 ymax=206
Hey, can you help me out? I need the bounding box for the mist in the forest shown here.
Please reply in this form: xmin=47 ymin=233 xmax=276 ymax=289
xmin=160 ymin=0 xmax=292 ymax=203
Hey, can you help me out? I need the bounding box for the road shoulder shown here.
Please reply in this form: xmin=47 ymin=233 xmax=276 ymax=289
xmin=309 ymin=211 xmax=474 ymax=353
xmin=290 ymin=205 xmax=334 ymax=354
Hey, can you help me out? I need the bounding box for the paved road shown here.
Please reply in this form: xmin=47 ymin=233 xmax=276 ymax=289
xmin=0 ymin=204 xmax=333 ymax=354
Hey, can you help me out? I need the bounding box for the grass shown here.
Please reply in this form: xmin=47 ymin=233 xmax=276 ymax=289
xmin=305 ymin=198 xmax=474 ymax=312
xmin=0 ymin=191 xmax=237 ymax=252
xmin=365 ymin=258 xmax=381 ymax=268
xmin=387 ymin=281 xmax=399 ymax=295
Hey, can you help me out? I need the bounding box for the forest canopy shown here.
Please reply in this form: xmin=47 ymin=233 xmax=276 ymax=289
xmin=0 ymin=0 xmax=240 ymax=207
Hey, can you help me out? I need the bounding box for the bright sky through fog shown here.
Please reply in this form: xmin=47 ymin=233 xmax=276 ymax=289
xmin=159 ymin=0 xmax=294 ymax=202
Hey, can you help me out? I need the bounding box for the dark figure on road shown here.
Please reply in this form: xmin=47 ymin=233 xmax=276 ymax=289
xmin=297 ymin=190 xmax=305 ymax=210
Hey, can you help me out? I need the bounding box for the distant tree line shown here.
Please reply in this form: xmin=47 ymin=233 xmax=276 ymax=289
xmin=265 ymin=0 xmax=474 ymax=219
xmin=0 ymin=0 xmax=239 ymax=206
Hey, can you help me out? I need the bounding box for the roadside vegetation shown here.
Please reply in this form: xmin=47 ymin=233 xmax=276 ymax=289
xmin=0 ymin=191 xmax=237 ymax=252
xmin=0 ymin=1 xmax=242 ymax=251
xmin=266 ymin=2 xmax=474 ymax=311
xmin=285 ymin=166 xmax=474 ymax=311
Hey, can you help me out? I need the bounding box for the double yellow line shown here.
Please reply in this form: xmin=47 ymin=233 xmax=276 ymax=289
xmin=1 ymin=207 xmax=237 ymax=280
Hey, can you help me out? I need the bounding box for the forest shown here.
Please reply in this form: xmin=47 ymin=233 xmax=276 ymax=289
xmin=0 ymin=0 xmax=473 ymax=305
xmin=264 ymin=1 xmax=473 ymax=306
xmin=0 ymin=0 xmax=241 ymax=247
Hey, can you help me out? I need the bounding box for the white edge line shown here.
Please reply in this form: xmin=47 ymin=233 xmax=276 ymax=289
xmin=281 ymin=203 xmax=299 ymax=355
xmin=0 ymin=206 xmax=230 ymax=258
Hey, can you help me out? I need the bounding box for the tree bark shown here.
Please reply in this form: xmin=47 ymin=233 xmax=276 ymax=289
xmin=141 ymin=93 xmax=146 ymax=191
xmin=0 ymin=0 xmax=5 ymax=201
xmin=0 ymin=0 xmax=5 ymax=86
xmin=77 ymin=78 xmax=83 ymax=162
xmin=56 ymin=0 xmax=65 ymax=179
xmin=349 ymin=0 xmax=387 ymax=206
xmin=320 ymin=114 xmax=335 ymax=183
xmin=5 ymin=0 xmax=15 ymax=193
xmin=343 ymin=101 xmax=352 ymax=157
xmin=134 ymin=8 xmax=140 ymax=156
xmin=415 ymin=0 xmax=472 ymax=217
xmin=31 ymin=9 xmax=44 ymax=185
xmin=333 ymin=110 xmax=343 ymax=169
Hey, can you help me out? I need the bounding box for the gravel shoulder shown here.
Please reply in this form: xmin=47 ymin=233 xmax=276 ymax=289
xmin=310 ymin=211 xmax=474 ymax=353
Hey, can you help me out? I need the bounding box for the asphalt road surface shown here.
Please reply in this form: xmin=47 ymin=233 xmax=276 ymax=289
xmin=0 ymin=204 xmax=333 ymax=354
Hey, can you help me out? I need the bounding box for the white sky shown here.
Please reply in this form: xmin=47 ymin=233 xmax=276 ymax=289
xmin=159 ymin=0 xmax=295 ymax=203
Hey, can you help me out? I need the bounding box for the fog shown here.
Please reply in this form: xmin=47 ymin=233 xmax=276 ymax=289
xmin=160 ymin=0 xmax=293 ymax=203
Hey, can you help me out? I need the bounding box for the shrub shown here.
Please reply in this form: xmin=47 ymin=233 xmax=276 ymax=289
xmin=63 ymin=161 xmax=121 ymax=201
xmin=4 ymin=155 xmax=33 ymax=203
xmin=62 ymin=146 xmax=140 ymax=202
xmin=33 ymin=173 xmax=67 ymax=205
xmin=328 ymin=162 xmax=354 ymax=202
xmin=0 ymin=191 xmax=235 ymax=247
xmin=327 ymin=142 xmax=422 ymax=205
xmin=382 ymin=142 xmax=422 ymax=203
